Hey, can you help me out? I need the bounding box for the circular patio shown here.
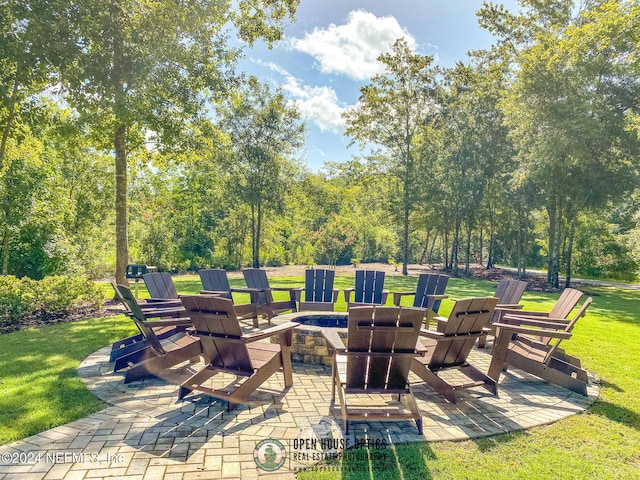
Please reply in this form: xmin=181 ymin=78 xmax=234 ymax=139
xmin=76 ymin=343 xmax=598 ymax=474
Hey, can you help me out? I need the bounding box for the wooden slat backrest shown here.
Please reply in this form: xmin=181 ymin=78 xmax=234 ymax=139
xmin=180 ymin=295 xmax=252 ymax=376
xmin=492 ymin=279 xmax=527 ymax=322
xmin=346 ymin=306 xmax=422 ymax=390
xmin=413 ymin=274 xmax=449 ymax=312
xmin=354 ymin=270 xmax=385 ymax=304
xmin=143 ymin=272 xmax=179 ymax=299
xmin=544 ymin=297 xmax=592 ymax=363
xmin=431 ymin=297 xmax=499 ymax=366
xmin=549 ymin=288 xmax=584 ymax=319
xmin=112 ymin=282 xmax=166 ymax=354
xmin=242 ymin=268 xmax=270 ymax=304
xmin=198 ymin=269 xmax=232 ymax=299
xmin=305 ymin=269 xmax=335 ymax=303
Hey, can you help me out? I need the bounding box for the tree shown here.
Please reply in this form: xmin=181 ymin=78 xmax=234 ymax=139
xmin=56 ymin=0 xmax=299 ymax=284
xmin=219 ymin=76 xmax=305 ymax=267
xmin=344 ymin=38 xmax=439 ymax=275
xmin=481 ymin=0 xmax=640 ymax=287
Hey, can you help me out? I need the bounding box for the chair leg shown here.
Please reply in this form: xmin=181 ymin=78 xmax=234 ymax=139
xmin=411 ymin=358 xmax=458 ymax=403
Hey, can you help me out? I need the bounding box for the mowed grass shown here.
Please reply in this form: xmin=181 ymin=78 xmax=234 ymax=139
xmin=1 ymin=272 xmax=639 ymax=478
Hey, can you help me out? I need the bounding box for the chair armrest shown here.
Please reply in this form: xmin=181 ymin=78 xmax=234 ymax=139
xmin=233 ymin=303 xmax=258 ymax=317
xmin=321 ymin=328 xmax=346 ymax=353
xmin=142 ymin=306 xmax=186 ymax=318
xmin=493 ymin=322 xmax=572 ymax=339
xmin=268 ymin=286 xmax=302 ymax=292
xmin=502 ymin=314 xmax=569 ymax=329
xmin=381 ymin=290 xmax=390 ymax=305
xmin=139 ymin=317 xmax=192 ymax=328
xmin=495 ymin=304 xmax=524 ymax=309
xmin=199 ymin=290 xmax=231 ymax=296
xmin=392 ymin=291 xmax=415 ymax=306
xmin=332 ymin=289 xmax=340 ymax=303
xmin=343 ymin=288 xmax=355 ymax=303
xmin=499 ymin=308 xmax=549 ymax=317
xmin=146 ymin=298 xmax=182 ymax=305
xmin=243 ymin=322 xmax=298 ymax=342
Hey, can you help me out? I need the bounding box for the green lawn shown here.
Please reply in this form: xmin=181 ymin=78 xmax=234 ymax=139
xmin=1 ymin=273 xmax=639 ymax=478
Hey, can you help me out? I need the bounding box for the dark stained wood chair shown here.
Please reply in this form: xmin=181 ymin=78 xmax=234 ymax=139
xmin=142 ymin=272 xmax=182 ymax=306
xmin=393 ymin=273 xmax=449 ymax=326
xmin=298 ymin=268 xmax=340 ymax=311
xmin=487 ymin=297 xmax=593 ymax=396
xmin=111 ymin=283 xmax=202 ymax=384
xmin=411 ymin=297 xmax=500 ymax=403
xmin=109 ymin=281 xmax=188 ymax=363
xmin=322 ymin=306 xmax=425 ymax=434
xmin=242 ymin=268 xmax=299 ymax=321
xmin=343 ymin=269 xmax=389 ymax=309
xmin=198 ymin=268 xmax=261 ymax=327
xmin=177 ymin=295 xmax=298 ymax=410
xmin=477 ymin=279 xmax=528 ymax=348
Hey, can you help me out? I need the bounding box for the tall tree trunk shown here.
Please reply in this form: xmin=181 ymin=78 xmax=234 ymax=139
xmin=487 ymin=203 xmax=495 ymax=269
xmin=452 ymin=217 xmax=460 ymax=277
xmin=443 ymin=222 xmax=450 ymax=270
xmin=478 ymin=225 xmax=483 ymax=266
xmin=464 ymin=223 xmax=472 ymax=277
xmin=565 ymin=219 xmax=575 ymax=288
xmin=254 ymin=201 xmax=262 ymax=268
xmin=250 ymin=203 xmax=257 ymax=267
xmin=114 ymin=123 xmax=129 ymax=285
xmin=428 ymin=229 xmax=438 ymax=265
xmin=547 ymin=196 xmax=557 ymax=285
xmin=419 ymin=227 xmax=432 ymax=265
xmin=0 ymin=69 xmax=20 ymax=172
xmin=2 ymin=229 xmax=9 ymax=275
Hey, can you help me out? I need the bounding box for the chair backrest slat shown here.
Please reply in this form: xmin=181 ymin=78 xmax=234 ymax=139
xmin=345 ymin=306 xmax=422 ymax=391
xmin=305 ymin=269 xmax=335 ymax=303
xmin=143 ymin=272 xmax=178 ymax=300
xmin=549 ymin=288 xmax=584 ymax=319
xmin=242 ymin=268 xmax=270 ymax=304
xmin=432 ymin=297 xmax=499 ymax=365
xmin=354 ymin=270 xmax=385 ymax=304
xmin=112 ymin=282 xmax=166 ymax=354
xmin=180 ymin=295 xmax=252 ymax=375
xmin=413 ymin=274 xmax=449 ymax=312
xmin=199 ymin=269 xmax=232 ymax=299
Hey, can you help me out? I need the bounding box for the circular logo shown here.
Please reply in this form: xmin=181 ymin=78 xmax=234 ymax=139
xmin=253 ymin=439 xmax=286 ymax=472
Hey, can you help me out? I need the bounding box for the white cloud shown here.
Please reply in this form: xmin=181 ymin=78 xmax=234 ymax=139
xmin=257 ymin=60 xmax=346 ymax=134
xmin=289 ymin=10 xmax=416 ymax=81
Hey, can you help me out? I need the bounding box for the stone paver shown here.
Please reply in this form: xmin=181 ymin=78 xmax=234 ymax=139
xmin=0 ymin=345 xmax=598 ymax=479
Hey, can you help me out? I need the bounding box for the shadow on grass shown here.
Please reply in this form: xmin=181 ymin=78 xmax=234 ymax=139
xmin=590 ymin=400 xmax=640 ymax=431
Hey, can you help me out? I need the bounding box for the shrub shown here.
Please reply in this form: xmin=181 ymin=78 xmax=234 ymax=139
xmin=0 ymin=275 xmax=104 ymax=328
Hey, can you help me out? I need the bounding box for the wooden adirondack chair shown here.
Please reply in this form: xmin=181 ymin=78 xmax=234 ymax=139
xmin=393 ymin=273 xmax=449 ymax=326
xmin=177 ymin=295 xmax=298 ymax=410
xmin=343 ymin=270 xmax=389 ymax=308
xmin=142 ymin=272 xmax=182 ymax=305
xmin=298 ymin=268 xmax=340 ymax=311
xmin=487 ymin=297 xmax=593 ymax=396
xmin=321 ymin=306 xmax=425 ymax=434
xmin=477 ymin=279 xmax=528 ymax=348
xmin=111 ymin=284 xmax=202 ymax=384
xmin=110 ymin=281 xmax=189 ymax=363
xmin=198 ymin=269 xmax=261 ymax=327
xmin=242 ymin=268 xmax=299 ymax=320
xmin=411 ymin=297 xmax=500 ymax=403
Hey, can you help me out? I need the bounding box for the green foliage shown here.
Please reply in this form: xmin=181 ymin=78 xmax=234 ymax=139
xmin=0 ymin=275 xmax=103 ymax=327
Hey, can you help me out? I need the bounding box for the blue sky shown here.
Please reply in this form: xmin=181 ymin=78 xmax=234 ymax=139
xmin=239 ymin=1 xmax=520 ymax=171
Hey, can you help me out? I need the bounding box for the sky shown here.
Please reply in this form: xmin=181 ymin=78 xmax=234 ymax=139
xmin=239 ymin=0 xmax=520 ymax=171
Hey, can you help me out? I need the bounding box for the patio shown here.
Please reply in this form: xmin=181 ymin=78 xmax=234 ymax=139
xmin=0 ymin=344 xmax=598 ymax=479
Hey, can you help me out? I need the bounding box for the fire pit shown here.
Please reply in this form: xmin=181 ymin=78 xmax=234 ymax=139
xmin=270 ymin=312 xmax=348 ymax=365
